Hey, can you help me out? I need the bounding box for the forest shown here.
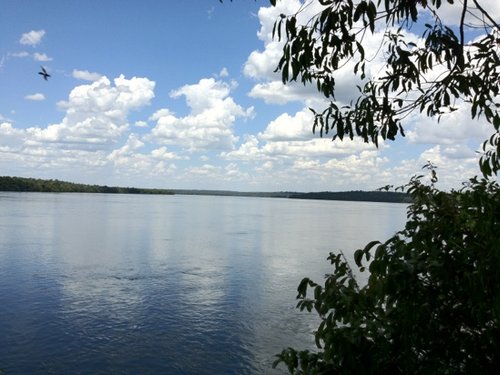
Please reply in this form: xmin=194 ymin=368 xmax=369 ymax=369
xmin=0 ymin=176 xmax=174 ymax=195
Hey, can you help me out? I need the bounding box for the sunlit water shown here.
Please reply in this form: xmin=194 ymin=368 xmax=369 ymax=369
xmin=0 ymin=192 xmax=407 ymax=374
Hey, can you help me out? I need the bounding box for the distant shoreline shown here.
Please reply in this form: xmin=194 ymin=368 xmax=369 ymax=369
xmin=0 ymin=176 xmax=174 ymax=195
xmin=0 ymin=176 xmax=411 ymax=204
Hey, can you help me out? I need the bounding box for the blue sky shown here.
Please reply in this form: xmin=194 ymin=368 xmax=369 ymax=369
xmin=0 ymin=0 xmax=498 ymax=191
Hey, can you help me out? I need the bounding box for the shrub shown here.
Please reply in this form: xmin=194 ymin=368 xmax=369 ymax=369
xmin=274 ymin=168 xmax=500 ymax=374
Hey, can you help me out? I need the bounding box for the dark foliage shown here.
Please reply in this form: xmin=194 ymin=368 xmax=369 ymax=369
xmin=289 ymin=190 xmax=411 ymax=203
xmin=0 ymin=176 xmax=174 ymax=195
xmin=274 ymin=167 xmax=500 ymax=374
xmin=263 ymin=1 xmax=500 ymax=372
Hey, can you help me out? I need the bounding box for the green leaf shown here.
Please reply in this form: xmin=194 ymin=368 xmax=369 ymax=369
xmin=354 ymin=249 xmax=364 ymax=267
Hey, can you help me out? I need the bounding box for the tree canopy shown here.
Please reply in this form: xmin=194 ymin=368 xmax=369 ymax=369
xmin=272 ymin=0 xmax=499 ymax=176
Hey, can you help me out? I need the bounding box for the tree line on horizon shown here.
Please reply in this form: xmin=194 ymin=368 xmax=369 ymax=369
xmin=0 ymin=176 xmax=174 ymax=195
xmin=289 ymin=190 xmax=411 ymax=203
xmin=0 ymin=176 xmax=411 ymax=203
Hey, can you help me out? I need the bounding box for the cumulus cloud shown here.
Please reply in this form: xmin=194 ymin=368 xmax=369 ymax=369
xmin=235 ymin=0 xmax=491 ymax=190
xmin=406 ymin=105 xmax=493 ymax=145
xmin=108 ymin=133 xmax=144 ymax=159
xmin=0 ymin=122 xmax=23 ymax=137
xmin=27 ymin=75 xmax=155 ymax=148
xmin=223 ymin=135 xmax=377 ymax=162
xmin=243 ymin=0 xmax=306 ymax=80
xmin=243 ymin=1 xmax=405 ymax=107
xmin=20 ymin=30 xmax=46 ymax=46
xmin=72 ymin=69 xmax=103 ymax=82
xmin=149 ymin=78 xmax=254 ymax=151
xmin=224 ymin=107 xmax=380 ymax=163
xmin=0 ymin=122 xmax=30 ymax=156
xmin=259 ymin=110 xmax=314 ymax=141
xmin=0 ymin=75 xmax=158 ymax=181
xmin=242 ymin=0 xmax=322 ymax=106
xmin=383 ymin=144 xmax=483 ymax=191
xmin=1 ymin=1 xmax=492 ymax=191
xmin=107 ymin=134 xmax=180 ymax=176
xmin=221 ymin=141 xmax=390 ymax=191
xmin=24 ymin=93 xmax=45 ymax=101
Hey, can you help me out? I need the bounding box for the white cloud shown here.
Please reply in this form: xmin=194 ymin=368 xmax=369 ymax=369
xmin=107 ymin=134 xmax=180 ymax=176
xmin=384 ymin=144 xmax=483 ymax=191
xmin=242 ymin=137 xmax=376 ymax=160
xmin=432 ymin=0 xmax=500 ymax=29
xmin=223 ymin=107 xmax=380 ymax=165
xmin=259 ymin=110 xmax=314 ymax=141
xmin=243 ymin=0 xmax=309 ymax=80
xmin=221 ymin=140 xmax=390 ymax=191
xmin=72 ymin=69 xmax=103 ymax=82
xmin=189 ymin=164 xmax=220 ymax=176
xmin=0 ymin=76 xmax=158 ymax=181
xmin=33 ymin=52 xmax=52 ymax=62
xmin=10 ymin=51 xmax=30 ymax=58
xmin=0 ymin=122 xmax=23 ymax=137
xmin=24 ymin=93 xmax=45 ymax=101
xmin=108 ymin=134 xmax=144 ymax=161
xmin=150 ymin=146 xmax=178 ymax=160
xmin=27 ymin=75 xmax=155 ymax=148
xmin=244 ymin=42 xmax=284 ymax=81
xmin=419 ymin=145 xmax=478 ymax=173
xmin=218 ymin=67 xmax=229 ymax=77
xmin=219 ymin=135 xmax=480 ymax=191
xmin=248 ymin=81 xmax=319 ymax=105
xmin=406 ymin=105 xmax=493 ymax=145
xmin=149 ymin=78 xmax=254 ymax=151
xmin=134 ymin=120 xmax=148 ymax=128
xmin=1 ymin=1 xmax=493 ymax=191
xmin=219 ymin=104 xmax=489 ymax=190
xmin=244 ymin=1 xmax=399 ymax=107
xmin=20 ymin=30 xmax=46 ymax=46
xmin=241 ymin=0 xmax=491 ymax=189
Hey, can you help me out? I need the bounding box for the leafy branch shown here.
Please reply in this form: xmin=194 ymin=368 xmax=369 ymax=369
xmin=272 ymin=0 xmax=500 ymax=176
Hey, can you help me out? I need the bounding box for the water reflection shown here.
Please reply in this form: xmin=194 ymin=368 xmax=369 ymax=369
xmin=0 ymin=193 xmax=407 ymax=374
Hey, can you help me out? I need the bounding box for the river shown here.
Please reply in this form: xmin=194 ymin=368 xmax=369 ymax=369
xmin=0 ymin=192 xmax=407 ymax=374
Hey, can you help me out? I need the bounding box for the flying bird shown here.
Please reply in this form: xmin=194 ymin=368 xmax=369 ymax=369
xmin=38 ymin=66 xmax=50 ymax=81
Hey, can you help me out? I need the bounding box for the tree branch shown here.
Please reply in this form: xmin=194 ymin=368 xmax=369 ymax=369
xmin=472 ymin=0 xmax=500 ymax=30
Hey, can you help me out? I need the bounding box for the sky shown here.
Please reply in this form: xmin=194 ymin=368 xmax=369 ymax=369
xmin=1 ymin=0 xmax=498 ymax=192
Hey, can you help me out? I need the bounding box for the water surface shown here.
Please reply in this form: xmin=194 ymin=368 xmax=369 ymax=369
xmin=0 ymin=193 xmax=407 ymax=374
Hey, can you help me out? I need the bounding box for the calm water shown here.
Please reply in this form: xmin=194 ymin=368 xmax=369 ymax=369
xmin=0 ymin=192 xmax=406 ymax=374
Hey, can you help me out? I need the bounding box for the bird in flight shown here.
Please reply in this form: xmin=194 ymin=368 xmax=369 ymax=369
xmin=38 ymin=66 xmax=51 ymax=80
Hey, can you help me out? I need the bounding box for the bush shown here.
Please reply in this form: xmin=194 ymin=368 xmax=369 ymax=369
xmin=274 ymin=169 xmax=500 ymax=374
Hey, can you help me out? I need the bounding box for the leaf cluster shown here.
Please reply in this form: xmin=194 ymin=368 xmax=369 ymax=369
xmin=272 ymin=0 xmax=500 ymax=176
xmin=274 ymin=167 xmax=500 ymax=374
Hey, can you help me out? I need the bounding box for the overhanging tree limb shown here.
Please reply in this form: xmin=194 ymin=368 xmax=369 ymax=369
xmin=272 ymin=0 xmax=500 ymax=176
